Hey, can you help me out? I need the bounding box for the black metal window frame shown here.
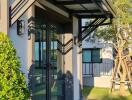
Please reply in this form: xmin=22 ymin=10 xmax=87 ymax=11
xmin=82 ymin=48 xmax=102 ymax=63
xmin=82 ymin=48 xmax=114 ymax=76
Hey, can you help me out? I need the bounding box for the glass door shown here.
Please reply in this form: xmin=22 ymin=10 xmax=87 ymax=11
xmin=30 ymin=23 xmax=64 ymax=100
xmin=32 ymin=28 xmax=47 ymax=100
xmin=49 ymin=25 xmax=64 ymax=100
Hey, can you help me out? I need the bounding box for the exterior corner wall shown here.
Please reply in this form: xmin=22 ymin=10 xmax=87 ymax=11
xmin=9 ymin=12 xmax=29 ymax=79
xmin=0 ymin=20 xmax=1 ymax=32
xmin=0 ymin=0 xmax=9 ymax=34
xmin=72 ymin=16 xmax=81 ymax=100
xmin=9 ymin=5 xmax=35 ymax=80
xmin=63 ymin=33 xmax=73 ymax=100
xmin=64 ymin=34 xmax=73 ymax=74
xmin=57 ymin=34 xmax=64 ymax=73
xmin=27 ymin=5 xmax=35 ymax=71
xmin=79 ymin=47 xmax=83 ymax=88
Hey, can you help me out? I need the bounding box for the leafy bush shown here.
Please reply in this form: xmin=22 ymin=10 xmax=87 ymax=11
xmin=0 ymin=33 xmax=29 ymax=100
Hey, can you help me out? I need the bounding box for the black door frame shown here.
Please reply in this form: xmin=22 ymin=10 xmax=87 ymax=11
xmin=36 ymin=23 xmax=59 ymax=100
xmin=29 ymin=15 xmax=65 ymax=100
xmin=46 ymin=24 xmax=51 ymax=100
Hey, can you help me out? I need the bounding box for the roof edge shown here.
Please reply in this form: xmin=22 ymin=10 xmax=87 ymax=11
xmin=102 ymin=0 xmax=116 ymax=18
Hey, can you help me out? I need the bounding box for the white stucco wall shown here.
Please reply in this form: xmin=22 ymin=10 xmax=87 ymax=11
xmin=64 ymin=34 xmax=73 ymax=73
xmin=0 ymin=20 xmax=1 ymax=31
xmin=0 ymin=0 xmax=9 ymax=34
xmin=0 ymin=0 xmax=1 ymax=32
xmin=9 ymin=13 xmax=29 ymax=78
xmin=72 ymin=17 xmax=82 ymax=100
xmin=82 ymin=37 xmax=114 ymax=88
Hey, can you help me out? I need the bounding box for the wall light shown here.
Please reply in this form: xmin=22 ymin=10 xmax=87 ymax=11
xmin=17 ymin=20 xmax=25 ymax=35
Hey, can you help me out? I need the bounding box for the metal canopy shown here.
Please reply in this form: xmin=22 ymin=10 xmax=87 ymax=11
xmin=47 ymin=0 xmax=115 ymax=18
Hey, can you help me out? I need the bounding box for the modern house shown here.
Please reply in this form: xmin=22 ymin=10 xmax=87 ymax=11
xmin=0 ymin=0 xmax=115 ymax=100
xmin=81 ymin=24 xmax=114 ymax=87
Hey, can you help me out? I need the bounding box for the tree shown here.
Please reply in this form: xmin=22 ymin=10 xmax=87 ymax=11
xmin=96 ymin=0 xmax=132 ymax=96
xmin=0 ymin=33 xmax=29 ymax=99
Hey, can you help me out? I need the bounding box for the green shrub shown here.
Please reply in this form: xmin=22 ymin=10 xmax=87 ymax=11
xmin=0 ymin=33 xmax=29 ymax=100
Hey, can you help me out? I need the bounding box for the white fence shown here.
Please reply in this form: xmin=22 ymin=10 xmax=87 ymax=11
xmin=83 ymin=62 xmax=113 ymax=77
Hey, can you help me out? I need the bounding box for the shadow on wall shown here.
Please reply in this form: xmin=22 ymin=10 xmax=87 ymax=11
xmin=28 ymin=65 xmax=82 ymax=100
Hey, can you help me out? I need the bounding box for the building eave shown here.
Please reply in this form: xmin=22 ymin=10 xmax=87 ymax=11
xmin=102 ymin=0 xmax=116 ymax=18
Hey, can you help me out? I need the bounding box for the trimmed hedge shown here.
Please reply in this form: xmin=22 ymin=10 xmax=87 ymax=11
xmin=0 ymin=33 xmax=29 ymax=100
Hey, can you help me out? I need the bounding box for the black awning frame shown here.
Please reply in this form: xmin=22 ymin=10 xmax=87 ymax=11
xmin=47 ymin=0 xmax=115 ymax=18
xmin=40 ymin=0 xmax=115 ymax=43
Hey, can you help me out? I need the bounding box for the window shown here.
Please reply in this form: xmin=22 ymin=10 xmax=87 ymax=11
xmin=82 ymin=49 xmax=102 ymax=63
xmin=83 ymin=50 xmax=91 ymax=62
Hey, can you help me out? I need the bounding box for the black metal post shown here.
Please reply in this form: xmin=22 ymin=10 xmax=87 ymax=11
xmin=39 ymin=31 xmax=42 ymax=68
xmin=46 ymin=25 xmax=51 ymax=100
xmin=78 ymin=18 xmax=82 ymax=41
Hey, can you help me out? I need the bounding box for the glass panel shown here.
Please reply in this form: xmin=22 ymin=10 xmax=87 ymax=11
xmin=92 ymin=49 xmax=101 ymax=63
xmin=42 ymin=41 xmax=46 ymax=64
xmin=31 ymin=23 xmax=64 ymax=100
xmin=32 ymin=69 xmax=46 ymax=100
xmin=49 ymin=25 xmax=64 ymax=100
xmin=31 ymin=28 xmax=46 ymax=100
xmin=51 ymin=41 xmax=57 ymax=50
xmin=34 ymin=31 xmax=46 ymax=67
xmin=83 ymin=50 xmax=91 ymax=62
xmin=35 ymin=42 xmax=39 ymax=61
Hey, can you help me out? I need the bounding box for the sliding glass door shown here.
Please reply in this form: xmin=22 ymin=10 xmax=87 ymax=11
xmin=32 ymin=28 xmax=47 ymax=100
xmin=49 ymin=25 xmax=64 ymax=100
xmin=30 ymin=23 xmax=64 ymax=100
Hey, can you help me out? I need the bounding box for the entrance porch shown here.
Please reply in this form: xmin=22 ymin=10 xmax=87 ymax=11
xmin=7 ymin=0 xmax=115 ymax=100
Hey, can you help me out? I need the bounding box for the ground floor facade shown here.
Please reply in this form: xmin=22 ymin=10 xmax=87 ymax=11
xmin=0 ymin=0 xmax=115 ymax=100
xmin=9 ymin=5 xmax=82 ymax=100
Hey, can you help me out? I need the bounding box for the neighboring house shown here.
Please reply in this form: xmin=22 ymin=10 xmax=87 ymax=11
xmin=0 ymin=0 xmax=115 ymax=100
xmin=81 ymin=20 xmax=114 ymax=87
xmin=81 ymin=26 xmax=114 ymax=87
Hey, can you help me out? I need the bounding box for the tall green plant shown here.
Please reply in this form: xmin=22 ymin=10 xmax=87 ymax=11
xmin=96 ymin=0 xmax=132 ymax=96
xmin=0 ymin=33 xmax=29 ymax=100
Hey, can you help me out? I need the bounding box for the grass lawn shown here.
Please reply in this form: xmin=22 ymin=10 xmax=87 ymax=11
xmin=82 ymin=86 xmax=132 ymax=100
